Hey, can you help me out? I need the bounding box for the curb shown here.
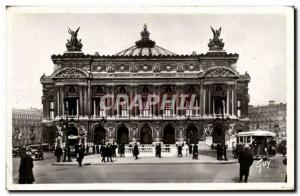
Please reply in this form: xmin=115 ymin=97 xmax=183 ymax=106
xmin=52 ymin=160 xmax=238 ymax=166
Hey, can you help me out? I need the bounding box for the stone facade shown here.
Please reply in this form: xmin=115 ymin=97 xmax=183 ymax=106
xmin=40 ymin=25 xmax=250 ymax=148
xmin=249 ymin=100 xmax=286 ymax=139
xmin=12 ymin=108 xmax=43 ymax=147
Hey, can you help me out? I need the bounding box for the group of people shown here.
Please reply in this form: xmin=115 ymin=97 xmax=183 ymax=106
xmin=177 ymin=143 xmax=199 ymax=159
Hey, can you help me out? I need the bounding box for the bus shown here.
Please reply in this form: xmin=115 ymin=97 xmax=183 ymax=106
xmin=233 ymin=129 xmax=276 ymax=159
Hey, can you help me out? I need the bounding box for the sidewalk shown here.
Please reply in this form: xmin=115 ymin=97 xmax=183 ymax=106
xmin=52 ymin=154 xmax=238 ymax=166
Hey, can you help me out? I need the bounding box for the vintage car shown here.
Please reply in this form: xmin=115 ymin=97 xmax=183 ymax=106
xmin=29 ymin=144 xmax=44 ymax=160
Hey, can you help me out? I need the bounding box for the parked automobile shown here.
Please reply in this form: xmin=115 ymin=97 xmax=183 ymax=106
xmin=29 ymin=144 xmax=44 ymax=160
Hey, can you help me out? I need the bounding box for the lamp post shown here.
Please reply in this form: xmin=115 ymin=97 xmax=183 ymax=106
xmin=60 ymin=102 xmax=72 ymax=162
xmin=212 ymin=99 xmax=230 ymax=160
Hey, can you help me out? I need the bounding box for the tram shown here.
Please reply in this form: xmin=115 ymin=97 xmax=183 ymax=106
xmin=233 ymin=129 xmax=276 ymax=159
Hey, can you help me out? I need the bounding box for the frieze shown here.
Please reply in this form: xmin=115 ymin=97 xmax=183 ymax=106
xmin=106 ymin=63 xmax=116 ymax=73
xmin=152 ymin=64 xmax=161 ymax=73
xmin=176 ymin=64 xmax=184 ymax=72
xmin=129 ymin=64 xmax=139 ymax=72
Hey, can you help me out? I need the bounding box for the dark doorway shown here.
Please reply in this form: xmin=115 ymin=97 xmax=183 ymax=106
xmin=140 ymin=126 xmax=152 ymax=144
xmin=163 ymin=125 xmax=175 ymax=144
xmin=94 ymin=125 xmax=106 ymax=145
xmin=212 ymin=122 xmax=225 ymax=144
xmin=186 ymin=125 xmax=199 ymax=144
xmin=117 ymin=125 xmax=129 ymax=144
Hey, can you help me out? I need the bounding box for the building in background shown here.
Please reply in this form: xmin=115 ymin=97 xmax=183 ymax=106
xmin=12 ymin=108 xmax=43 ymax=147
xmin=40 ymin=25 xmax=251 ymax=149
xmin=248 ymin=100 xmax=286 ymax=139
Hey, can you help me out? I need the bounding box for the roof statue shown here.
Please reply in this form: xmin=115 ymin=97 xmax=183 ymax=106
xmin=208 ymin=26 xmax=225 ymax=51
xmin=66 ymin=27 xmax=83 ymax=52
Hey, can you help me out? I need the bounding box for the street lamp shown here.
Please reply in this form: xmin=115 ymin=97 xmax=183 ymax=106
xmin=59 ymin=115 xmax=72 ymax=162
xmin=211 ymin=100 xmax=230 ymax=161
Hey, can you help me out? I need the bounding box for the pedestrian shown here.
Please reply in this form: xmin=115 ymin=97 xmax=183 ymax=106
xmin=192 ymin=144 xmax=198 ymax=159
xmin=54 ymin=145 xmax=63 ymax=162
xmin=216 ymin=143 xmax=221 ymax=160
xmin=77 ymin=146 xmax=85 ymax=167
xmin=100 ymin=144 xmax=106 ymax=162
xmin=155 ymin=144 xmax=158 ymax=157
xmin=92 ymin=145 xmax=95 ymax=154
xmin=178 ymin=145 xmax=182 ymax=157
xmin=106 ymin=143 xmax=113 ymax=162
xmin=283 ymin=157 xmax=287 ymax=182
xmin=112 ymin=142 xmax=117 ymax=158
xmin=119 ymin=143 xmax=125 ymax=157
xmin=158 ymin=143 xmax=162 ymax=158
xmin=129 ymin=143 xmax=133 ymax=153
xmin=18 ymin=150 xmax=34 ymax=184
xmin=96 ymin=144 xmax=100 ymax=154
xmin=133 ymin=143 xmax=139 ymax=160
xmin=189 ymin=143 xmax=192 ymax=155
xmin=86 ymin=145 xmax=90 ymax=154
xmin=238 ymin=144 xmax=254 ymax=183
xmin=221 ymin=143 xmax=228 ymax=160
xmin=155 ymin=143 xmax=162 ymax=158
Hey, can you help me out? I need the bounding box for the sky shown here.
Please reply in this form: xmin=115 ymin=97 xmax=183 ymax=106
xmin=7 ymin=11 xmax=289 ymax=109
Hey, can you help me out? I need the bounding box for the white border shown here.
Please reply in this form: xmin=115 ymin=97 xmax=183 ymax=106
xmin=4 ymin=5 xmax=295 ymax=191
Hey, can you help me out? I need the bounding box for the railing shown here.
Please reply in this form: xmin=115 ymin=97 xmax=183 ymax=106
xmin=123 ymin=145 xmax=176 ymax=157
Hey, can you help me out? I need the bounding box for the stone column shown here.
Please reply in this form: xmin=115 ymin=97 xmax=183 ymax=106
xmin=226 ymin=87 xmax=230 ymax=115
xmin=87 ymin=81 xmax=91 ymax=116
xmin=61 ymin=87 xmax=64 ymax=116
xmin=212 ymin=97 xmax=215 ymax=115
xmin=203 ymin=86 xmax=206 ymax=116
xmin=112 ymin=87 xmax=115 ymax=117
xmin=76 ymin=98 xmax=79 ymax=117
xmin=199 ymin=85 xmax=203 ymax=116
xmin=232 ymin=87 xmax=234 ymax=116
xmin=93 ymin=99 xmax=96 ymax=117
xmin=56 ymin=87 xmax=60 ymax=117
xmin=208 ymin=87 xmax=211 ymax=116
xmin=79 ymin=86 xmax=83 ymax=116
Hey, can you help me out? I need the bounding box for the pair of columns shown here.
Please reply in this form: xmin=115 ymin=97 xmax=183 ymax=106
xmin=201 ymin=85 xmax=236 ymax=116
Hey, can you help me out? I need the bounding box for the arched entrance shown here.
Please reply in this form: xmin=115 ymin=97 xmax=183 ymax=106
xmin=186 ymin=125 xmax=199 ymax=144
xmin=117 ymin=125 xmax=129 ymax=144
xmin=94 ymin=125 xmax=106 ymax=145
xmin=163 ymin=125 xmax=175 ymax=144
xmin=67 ymin=125 xmax=78 ymax=146
xmin=140 ymin=126 xmax=152 ymax=144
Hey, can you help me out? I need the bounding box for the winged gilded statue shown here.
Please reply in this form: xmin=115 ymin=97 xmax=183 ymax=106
xmin=210 ymin=26 xmax=222 ymax=40
xmin=68 ymin=27 xmax=80 ymax=43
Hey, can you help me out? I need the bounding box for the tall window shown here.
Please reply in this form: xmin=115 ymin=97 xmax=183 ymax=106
xmin=49 ymin=101 xmax=54 ymax=119
xmin=164 ymin=101 xmax=173 ymax=116
xmin=119 ymin=98 xmax=128 ymax=117
xmin=142 ymin=97 xmax=150 ymax=116
xmin=237 ymin=100 xmax=242 ymax=117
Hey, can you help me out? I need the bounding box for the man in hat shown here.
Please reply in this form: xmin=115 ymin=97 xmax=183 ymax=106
xmin=133 ymin=143 xmax=139 ymax=160
xmin=238 ymin=144 xmax=254 ymax=182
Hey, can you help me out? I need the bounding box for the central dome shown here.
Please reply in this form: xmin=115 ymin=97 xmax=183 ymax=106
xmin=115 ymin=24 xmax=178 ymax=57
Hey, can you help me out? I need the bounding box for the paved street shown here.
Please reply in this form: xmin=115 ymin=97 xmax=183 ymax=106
xmin=12 ymin=151 xmax=286 ymax=184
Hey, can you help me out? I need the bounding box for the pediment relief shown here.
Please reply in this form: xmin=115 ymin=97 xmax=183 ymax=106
xmin=52 ymin=67 xmax=88 ymax=79
xmin=200 ymin=66 xmax=239 ymax=78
